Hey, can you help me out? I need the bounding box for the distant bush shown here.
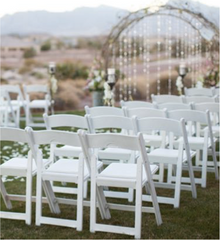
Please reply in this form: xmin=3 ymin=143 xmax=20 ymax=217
xmin=23 ymin=47 xmax=36 ymax=58
xmin=41 ymin=40 xmax=51 ymax=51
xmin=56 ymin=61 xmax=88 ymax=80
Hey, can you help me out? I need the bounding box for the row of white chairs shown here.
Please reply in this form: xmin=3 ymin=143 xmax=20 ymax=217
xmin=1 ymin=103 xmax=219 ymax=238
xmin=1 ymin=127 xmax=162 ymax=238
xmin=0 ymin=85 xmax=53 ymax=128
xmin=184 ymin=87 xmax=219 ymax=97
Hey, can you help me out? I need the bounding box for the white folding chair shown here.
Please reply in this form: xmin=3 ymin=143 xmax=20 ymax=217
xmin=151 ymin=94 xmax=184 ymax=104
xmin=0 ymin=127 xmax=50 ymax=224
xmin=86 ymin=114 xmax=137 ymax=202
xmin=2 ymin=85 xmax=26 ymax=119
xmin=133 ymin=117 xmax=197 ymax=208
xmin=0 ymin=89 xmax=19 ymax=128
xmin=23 ymin=85 xmax=52 ymax=127
xmin=193 ymin=103 xmax=220 ymax=165
xmin=79 ymin=131 xmax=162 ymax=238
xmin=124 ymin=107 xmax=168 ymax=181
xmin=168 ymin=109 xmax=218 ymax=188
xmin=212 ymin=87 xmax=219 ymax=97
xmin=44 ymin=113 xmax=90 ymax=197
xmin=184 ymin=87 xmax=214 ymax=97
xmin=120 ymin=100 xmax=156 ymax=109
xmin=26 ymin=128 xmax=106 ymax=230
xmin=184 ymin=96 xmax=216 ymax=104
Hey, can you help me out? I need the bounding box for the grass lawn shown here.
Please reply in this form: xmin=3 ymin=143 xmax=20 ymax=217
xmin=0 ymin=111 xmax=219 ymax=239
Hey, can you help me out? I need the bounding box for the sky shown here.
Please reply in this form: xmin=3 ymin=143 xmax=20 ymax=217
xmin=0 ymin=0 xmax=219 ymax=17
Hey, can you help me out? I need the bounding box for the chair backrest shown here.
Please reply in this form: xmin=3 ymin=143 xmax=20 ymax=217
xmin=86 ymin=115 xmax=135 ymax=134
xmin=43 ymin=113 xmax=89 ymax=131
xmin=193 ymin=103 xmax=219 ymax=113
xmin=212 ymin=88 xmax=219 ymax=96
xmin=184 ymin=87 xmax=214 ymax=97
xmin=0 ymin=127 xmax=29 ymax=143
xmin=168 ymin=109 xmax=208 ymax=125
xmin=193 ymin=103 xmax=219 ymax=125
xmin=25 ymin=127 xmax=82 ymax=161
xmin=23 ymin=85 xmax=49 ymax=94
xmin=1 ymin=85 xmax=24 ymax=99
xmin=79 ymin=130 xmax=152 ymax=174
xmin=133 ymin=117 xmax=184 ymax=137
xmin=85 ymin=106 xmax=124 ymax=117
xmin=120 ymin=100 xmax=156 ymax=109
xmin=157 ymin=102 xmax=192 ymax=111
xmin=184 ymin=96 xmax=216 ymax=104
xmin=124 ymin=107 xmax=167 ymax=118
xmin=151 ymin=94 xmax=184 ymax=104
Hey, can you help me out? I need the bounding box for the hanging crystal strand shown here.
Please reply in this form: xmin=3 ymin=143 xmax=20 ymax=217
xmin=195 ymin=22 xmax=199 ymax=84
xmin=128 ymin=28 xmax=132 ymax=100
xmin=184 ymin=24 xmax=188 ymax=69
xmin=176 ymin=19 xmax=180 ymax=61
xmin=119 ymin=35 xmax=123 ymax=101
xmin=157 ymin=15 xmax=161 ymax=95
xmin=123 ymin=32 xmax=128 ymax=101
xmin=198 ymin=22 xmax=202 ymax=78
xmin=111 ymin=42 xmax=116 ymax=98
xmin=168 ymin=16 xmax=172 ymax=95
xmin=133 ymin=27 xmax=137 ymax=97
xmin=180 ymin=20 xmax=185 ymax=63
xmin=146 ymin=17 xmax=150 ymax=101
xmin=143 ymin=19 xmax=147 ymax=100
xmin=191 ymin=28 xmax=196 ymax=87
xmin=139 ymin=20 xmax=143 ymax=96
xmin=188 ymin=25 xmax=192 ymax=87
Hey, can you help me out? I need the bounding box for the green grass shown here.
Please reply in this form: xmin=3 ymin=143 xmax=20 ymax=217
xmin=0 ymin=111 xmax=219 ymax=239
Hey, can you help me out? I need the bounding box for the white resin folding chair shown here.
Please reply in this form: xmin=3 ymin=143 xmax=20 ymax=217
xmin=168 ymin=109 xmax=218 ymax=188
xmin=120 ymin=100 xmax=156 ymax=109
xmin=44 ymin=113 xmax=90 ymax=197
xmin=151 ymin=94 xmax=184 ymax=104
xmin=184 ymin=96 xmax=216 ymax=104
xmin=184 ymin=87 xmax=214 ymax=97
xmin=124 ymin=107 xmax=168 ymax=181
xmin=26 ymin=128 xmax=106 ymax=230
xmin=0 ymin=89 xmax=19 ymax=128
xmin=79 ymin=131 xmax=162 ymax=238
xmin=0 ymin=127 xmax=50 ymax=224
xmin=133 ymin=117 xmax=197 ymax=208
xmin=212 ymin=87 xmax=219 ymax=97
xmin=23 ymin=85 xmax=52 ymax=127
xmin=193 ymin=103 xmax=220 ymax=166
xmin=1 ymin=85 xmax=26 ymax=119
xmin=86 ymin=114 xmax=137 ymax=201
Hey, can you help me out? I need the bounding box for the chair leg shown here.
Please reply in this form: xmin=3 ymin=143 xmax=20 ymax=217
xmin=201 ymin=148 xmax=208 ymax=188
xmin=76 ymin=158 xmax=84 ymax=231
xmin=186 ymin=154 xmax=197 ymax=199
xmin=83 ymin=181 xmax=88 ymax=199
xmin=25 ymin=170 xmax=32 ymax=225
xmin=211 ymin=143 xmax=219 ymax=180
xmin=134 ymin=162 xmax=142 ymax=239
xmin=0 ymin=178 xmax=12 ymax=209
xmin=174 ymin=159 xmax=182 ymax=208
xmin=128 ymin=188 xmax=134 ymax=202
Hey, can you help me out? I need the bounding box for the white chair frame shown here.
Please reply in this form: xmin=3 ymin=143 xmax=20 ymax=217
xmin=168 ymin=109 xmax=218 ymax=188
xmin=24 ymin=85 xmax=52 ymax=127
xmin=184 ymin=87 xmax=214 ymax=97
xmin=151 ymin=94 xmax=184 ymax=104
xmin=120 ymin=100 xmax=156 ymax=109
xmin=79 ymin=131 xmax=162 ymax=238
xmin=133 ymin=117 xmax=197 ymax=208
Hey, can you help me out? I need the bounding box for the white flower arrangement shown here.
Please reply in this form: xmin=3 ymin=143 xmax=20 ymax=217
xmin=50 ymin=75 xmax=58 ymax=94
xmin=196 ymin=75 xmax=204 ymax=88
xmin=87 ymin=69 xmax=105 ymax=92
xmin=103 ymin=82 xmax=114 ymax=106
xmin=176 ymin=76 xmax=183 ymax=95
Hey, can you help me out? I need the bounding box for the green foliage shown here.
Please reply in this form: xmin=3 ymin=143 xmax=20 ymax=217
xmin=23 ymin=47 xmax=36 ymax=58
xmin=41 ymin=40 xmax=51 ymax=51
xmin=56 ymin=61 xmax=88 ymax=80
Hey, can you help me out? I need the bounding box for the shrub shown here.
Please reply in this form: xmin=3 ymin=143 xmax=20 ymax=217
xmin=23 ymin=47 xmax=36 ymax=58
xmin=41 ymin=40 xmax=51 ymax=51
xmin=56 ymin=61 xmax=88 ymax=80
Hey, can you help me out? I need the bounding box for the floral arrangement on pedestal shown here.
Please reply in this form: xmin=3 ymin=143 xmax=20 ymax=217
xmin=85 ymin=58 xmax=106 ymax=106
xmin=86 ymin=58 xmax=105 ymax=92
xmin=103 ymin=82 xmax=114 ymax=106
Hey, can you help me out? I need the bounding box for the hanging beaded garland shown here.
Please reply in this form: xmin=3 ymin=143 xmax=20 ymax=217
xmin=157 ymin=15 xmax=161 ymax=95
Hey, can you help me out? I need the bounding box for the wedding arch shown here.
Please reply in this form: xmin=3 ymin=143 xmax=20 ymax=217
xmin=102 ymin=1 xmax=219 ymax=101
